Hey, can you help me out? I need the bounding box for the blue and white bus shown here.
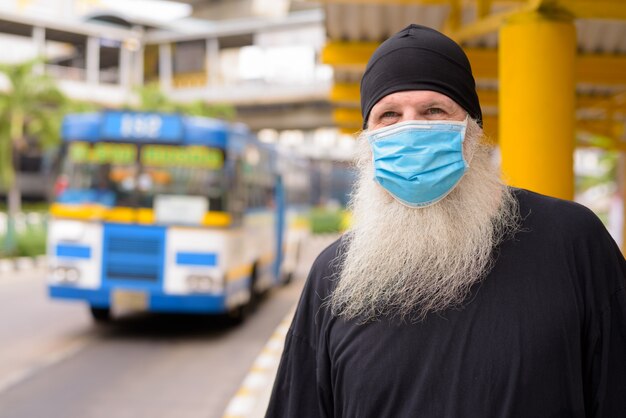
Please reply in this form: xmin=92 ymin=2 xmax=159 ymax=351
xmin=47 ymin=110 xmax=309 ymax=322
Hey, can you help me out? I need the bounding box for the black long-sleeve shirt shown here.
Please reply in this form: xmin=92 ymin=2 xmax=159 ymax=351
xmin=266 ymin=189 xmax=626 ymax=418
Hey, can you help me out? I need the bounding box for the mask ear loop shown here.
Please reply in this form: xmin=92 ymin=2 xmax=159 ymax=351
xmin=459 ymin=114 xmax=475 ymax=168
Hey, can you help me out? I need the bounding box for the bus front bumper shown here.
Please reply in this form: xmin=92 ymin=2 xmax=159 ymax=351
xmin=49 ymin=285 xmax=228 ymax=314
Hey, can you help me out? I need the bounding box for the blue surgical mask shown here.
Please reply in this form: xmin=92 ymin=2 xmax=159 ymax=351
xmin=367 ymin=118 xmax=469 ymax=208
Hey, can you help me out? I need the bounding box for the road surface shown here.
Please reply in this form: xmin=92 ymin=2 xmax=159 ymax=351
xmin=0 ymin=235 xmax=336 ymax=418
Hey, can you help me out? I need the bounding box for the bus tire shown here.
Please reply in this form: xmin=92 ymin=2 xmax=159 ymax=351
xmin=226 ymin=264 xmax=259 ymax=325
xmin=226 ymin=305 xmax=247 ymax=325
xmin=89 ymin=306 xmax=111 ymax=323
xmin=282 ymin=271 xmax=293 ymax=286
xmin=249 ymin=263 xmax=262 ymax=307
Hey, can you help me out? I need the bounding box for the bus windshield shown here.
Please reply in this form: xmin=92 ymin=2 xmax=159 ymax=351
xmin=56 ymin=142 xmax=226 ymax=211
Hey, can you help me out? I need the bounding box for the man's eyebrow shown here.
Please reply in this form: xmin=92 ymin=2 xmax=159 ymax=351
xmin=372 ymin=100 xmax=397 ymax=108
xmin=419 ymin=100 xmax=453 ymax=109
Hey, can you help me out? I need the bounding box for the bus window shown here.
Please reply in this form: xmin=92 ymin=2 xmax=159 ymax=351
xmin=228 ymin=157 xmax=247 ymax=223
xmin=136 ymin=166 xmax=225 ymax=211
xmin=137 ymin=144 xmax=226 ymax=211
xmin=57 ymin=142 xmax=138 ymax=207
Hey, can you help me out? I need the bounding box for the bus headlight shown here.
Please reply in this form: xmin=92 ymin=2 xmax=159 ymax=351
xmin=52 ymin=266 xmax=81 ymax=284
xmin=186 ymin=274 xmax=223 ymax=293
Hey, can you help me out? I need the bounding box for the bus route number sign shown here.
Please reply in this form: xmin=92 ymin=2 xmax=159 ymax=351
xmin=102 ymin=111 xmax=183 ymax=142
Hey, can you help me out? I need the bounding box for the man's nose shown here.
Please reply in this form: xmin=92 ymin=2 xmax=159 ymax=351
xmin=400 ymin=109 xmax=420 ymax=122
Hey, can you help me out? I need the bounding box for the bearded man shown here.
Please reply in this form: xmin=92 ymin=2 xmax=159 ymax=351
xmin=266 ymin=24 xmax=626 ymax=418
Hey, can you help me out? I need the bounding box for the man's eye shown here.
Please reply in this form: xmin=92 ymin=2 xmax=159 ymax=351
xmin=426 ymin=108 xmax=445 ymax=115
xmin=381 ymin=111 xmax=399 ymax=118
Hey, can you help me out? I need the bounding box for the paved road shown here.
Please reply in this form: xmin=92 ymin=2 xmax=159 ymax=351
xmin=0 ymin=236 xmax=336 ymax=418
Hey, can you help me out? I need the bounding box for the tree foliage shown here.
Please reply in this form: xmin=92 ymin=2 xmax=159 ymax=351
xmin=0 ymin=58 xmax=70 ymax=253
xmin=132 ymin=83 xmax=236 ymax=120
xmin=0 ymin=59 xmax=67 ymax=187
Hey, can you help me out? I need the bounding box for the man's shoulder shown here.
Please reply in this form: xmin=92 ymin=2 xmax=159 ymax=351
xmin=287 ymin=237 xmax=345 ymax=339
xmin=312 ymin=236 xmax=344 ymax=268
xmin=514 ymin=187 xmax=593 ymax=215
xmin=297 ymin=236 xmax=345 ymax=299
xmin=513 ymin=187 xmax=605 ymax=236
xmin=308 ymin=236 xmax=344 ymax=279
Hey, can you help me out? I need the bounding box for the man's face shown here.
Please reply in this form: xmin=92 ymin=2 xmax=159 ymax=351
xmin=330 ymin=90 xmax=519 ymax=322
xmin=367 ymin=90 xmax=467 ymax=130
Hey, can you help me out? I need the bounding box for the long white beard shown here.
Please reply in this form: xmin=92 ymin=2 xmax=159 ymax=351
xmin=329 ymin=119 xmax=520 ymax=323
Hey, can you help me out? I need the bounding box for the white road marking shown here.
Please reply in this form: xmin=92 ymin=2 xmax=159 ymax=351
xmin=0 ymin=337 xmax=89 ymax=395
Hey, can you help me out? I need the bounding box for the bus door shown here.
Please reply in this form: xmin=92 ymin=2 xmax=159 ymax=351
xmin=274 ymin=174 xmax=285 ymax=283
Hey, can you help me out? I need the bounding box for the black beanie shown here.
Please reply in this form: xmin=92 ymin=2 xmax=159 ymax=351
xmin=360 ymin=24 xmax=482 ymax=129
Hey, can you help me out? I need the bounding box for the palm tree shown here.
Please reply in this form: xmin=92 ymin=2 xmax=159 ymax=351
xmin=135 ymin=83 xmax=178 ymax=112
xmin=181 ymin=99 xmax=236 ymax=120
xmin=134 ymin=83 xmax=236 ymax=119
xmin=0 ymin=59 xmax=66 ymax=254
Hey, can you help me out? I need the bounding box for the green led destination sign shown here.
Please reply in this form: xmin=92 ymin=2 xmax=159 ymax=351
xmin=141 ymin=145 xmax=224 ymax=169
xmin=69 ymin=142 xmax=137 ymax=165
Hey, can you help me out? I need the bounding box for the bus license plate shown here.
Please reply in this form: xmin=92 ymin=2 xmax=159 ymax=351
xmin=112 ymin=289 xmax=148 ymax=312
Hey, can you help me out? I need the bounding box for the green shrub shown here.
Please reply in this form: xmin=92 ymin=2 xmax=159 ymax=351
xmin=310 ymin=208 xmax=345 ymax=234
xmin=0 ymin=220 xmax=47 ymax=258
xmin=16 ymin=225 xmax=47 ymax=257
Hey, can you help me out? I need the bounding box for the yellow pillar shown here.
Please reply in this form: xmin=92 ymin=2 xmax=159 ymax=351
xmin=499 ymin=11 xmax=576 ymax=200
xmin=621 ymin=153 xmax=626 ymax=255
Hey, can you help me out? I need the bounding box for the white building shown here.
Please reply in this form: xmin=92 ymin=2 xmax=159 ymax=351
xmin=0 ymin=0 xmax=336 ymax=132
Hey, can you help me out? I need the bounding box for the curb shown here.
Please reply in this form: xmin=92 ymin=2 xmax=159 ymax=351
xmin=222 ymin=308 xmax=294 ymax=418
xmin=0 ymin=256 xmax=47 ymax=275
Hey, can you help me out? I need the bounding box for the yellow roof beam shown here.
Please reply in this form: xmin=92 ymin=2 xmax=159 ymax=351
xmin=323 ymin=1 xmax=626 ymax=42
xmin=564 ymin=1 xmax=626 ymax=20
xmin=333 ymin=108 xmax=362 ymax=129
xmin=465 ymin=48 xmax=499 ymax=79
xmin=321 ymin=0 xmax=626 ymax=19
xmin=330 ymin=83 xmax=361 ymax=104
xmin=447 ymin=11 xmax=510 ymax=43
xmin=477 ymin=89 xmax=498 ymax=107
xmin=323 ymin=42 xmax=626 ymax=85
xmin=319 ymin=0 xmax=447 ymax=4
xmin=577 ymin=55 xmax=626 ymax=85
xmin=578 ymin=120 xmax=626 ymax=140
xmin=339 ymin=127 xmax=359 ymax=135
xmin=447 ymin=2 xmax=626 ymax=41
xmin=482 ymin=114 xmax=499 ymax=142
xmin=477 ymin=0 xmax=493 ymax=18
xmin=446 ymin=0 xmax=538 ymax=42
xmin=321 ymin=41 xmax=377 ymax=69
xmin=444 ymin=0 xmax=463 ymax=33
xmin=577 ymin=94 xmax=626 ymax=113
